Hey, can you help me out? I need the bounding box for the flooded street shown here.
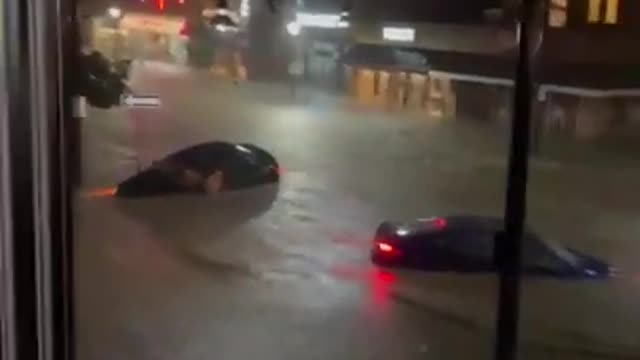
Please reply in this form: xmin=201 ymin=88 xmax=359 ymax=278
xmin=75 ymin=62 xmax=640 ymax=360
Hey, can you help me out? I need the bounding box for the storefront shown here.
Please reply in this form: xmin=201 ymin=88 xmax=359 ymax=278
xmin=92 ymin=12 xmax=188 ymax=62
xmin=342 ymin=44 xmax=430 ymax=110
xmin=342 ymin=43 xmax=514 ymax=120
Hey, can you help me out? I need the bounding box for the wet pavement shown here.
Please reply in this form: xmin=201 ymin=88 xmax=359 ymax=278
xmin=75 ymin=61 xmax=640 ymax=359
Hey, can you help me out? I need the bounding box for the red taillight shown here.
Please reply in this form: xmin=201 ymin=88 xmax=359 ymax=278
xmin=157 ymin=0 xmax=165 ymax=10
xmin=378 ymin=243 xmax=394 ymax=253
xmin=178 ymin=0 xmax=185 ymax=4
xmin=434 ymin=217 xmax=447 ymax=230
xmin=375 ymin=241 xmax=401 ymax=255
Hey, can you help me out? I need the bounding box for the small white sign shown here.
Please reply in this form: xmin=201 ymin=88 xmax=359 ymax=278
xmin=296 ymin=12 xmax=346 ymax=29
xmin=122 ymin=94 xmax=162 ymax=108
xmin=383 ymin=27 xmax=416 ymax=42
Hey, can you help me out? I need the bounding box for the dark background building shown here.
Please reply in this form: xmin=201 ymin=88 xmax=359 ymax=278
xmin=353 ymin=0 xmax=502 ymax=23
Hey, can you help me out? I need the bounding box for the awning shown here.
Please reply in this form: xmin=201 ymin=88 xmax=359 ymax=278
xmin=342 ymin=43 xmax=640 ymax=93
xmin=341 ymin=43 xmax=515 ymax=79
xmin=341 ymin=44 xmax=429 ymax=73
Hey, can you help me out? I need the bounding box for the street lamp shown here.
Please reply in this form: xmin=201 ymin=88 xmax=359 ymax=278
xmin=286 ymin=21 xmax=301 ymax=36
xmin=104 ymin=6 xmax=124 ymax=60
xmin=107 ymin=6 xmax=122 ymax=19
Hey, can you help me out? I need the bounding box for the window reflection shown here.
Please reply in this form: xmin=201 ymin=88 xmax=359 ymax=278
xmin=525 ymin=0 xmax=640 ymax=357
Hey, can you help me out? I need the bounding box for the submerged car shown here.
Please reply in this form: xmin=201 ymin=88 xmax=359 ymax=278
xmin=371 ymin=216 xmax=613 ymax=279
xmin=116 ymin=142 xmax=280 ymax=198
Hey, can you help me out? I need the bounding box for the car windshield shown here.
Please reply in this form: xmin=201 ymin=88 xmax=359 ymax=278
xmin=67 ymin=0 xmax=633 ymax=359
xmin=233 ymin=144 xmax=260 ymax=165
xmin=522 ymin=235 xmax=578 ymax=271
xmin=539 ymin=238 xmax=579 ymax=265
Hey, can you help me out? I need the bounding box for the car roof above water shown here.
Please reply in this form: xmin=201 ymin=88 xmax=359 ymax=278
xmin=382 ymin=215 xmax=544 ymax=245
xmin=382 ymin=215 xmax=503 ymax=234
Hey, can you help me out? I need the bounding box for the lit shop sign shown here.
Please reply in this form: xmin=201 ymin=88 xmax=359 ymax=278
xmin=295 ymin=12 xmax=349 ymax=29
xmin=119 ymin=14 xmax=183 ymax=34
xmin=383 ymin=27 xmax=416 ymax=42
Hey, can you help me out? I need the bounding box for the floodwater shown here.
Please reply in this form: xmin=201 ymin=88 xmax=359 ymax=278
xmin=75 ymin=62 xmax=640 ymax=360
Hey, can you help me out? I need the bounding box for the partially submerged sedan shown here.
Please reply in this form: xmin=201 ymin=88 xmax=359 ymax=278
xmin=371 ymin=216 xmax=614 ymax=279
xmin=106 ymin=142 xmax=280 ymax=236
xmin=116 ymin=142 xmax=280 ymax=198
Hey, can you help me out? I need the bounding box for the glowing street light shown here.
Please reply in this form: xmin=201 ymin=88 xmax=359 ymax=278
xmin=107 ymin=6 xmax=122 ymax=19
xmin=286 ymin=21 xmax=301 ymax=36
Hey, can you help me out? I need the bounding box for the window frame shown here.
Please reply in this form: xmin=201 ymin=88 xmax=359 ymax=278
xmin=1 ymin=0 xmax=76 ymax=360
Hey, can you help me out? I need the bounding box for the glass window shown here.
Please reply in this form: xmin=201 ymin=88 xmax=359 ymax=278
xmin=72 ymin=0 xmax=517 ymax=359
xmin=524 ymin=0 xmax=638 ymax=356
xmin=588 ymin=0 xmax=602 ymax=23
xmin=588 ymin=0 xmax=619 ymax=24
xmin=549 ymin=0 xmax=568 ymax=28
xmin=604 ymin=0 xmax=619 ymax=24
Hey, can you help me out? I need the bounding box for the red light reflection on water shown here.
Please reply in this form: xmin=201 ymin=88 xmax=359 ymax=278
xmin=329 ymin=264 xmax=397 ymax=315
xmin=374 ymin=268 xmax=396 ymax=283
xmin=370 ymin=268 xmax=396 ymax=312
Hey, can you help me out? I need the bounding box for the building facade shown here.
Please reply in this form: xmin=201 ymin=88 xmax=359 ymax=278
xmin=341 ymin=0 xmax=640 ymax=139
xmin=535 ymin=0 xmax=640 ymax=139
xmin=343 ymin=0 xmax=515 ymax=121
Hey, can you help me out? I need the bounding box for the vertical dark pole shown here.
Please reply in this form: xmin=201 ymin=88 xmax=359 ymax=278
xmin=494 ymin=0 xmax=535 ymax=359
xmin=2 ymin=0 xmax=76 ymax=359
xmin=530 ymin=93 xmax=543 ymax=155
xmin=3 ymin=0 xmax=39 ymax=358
xmin=528 ymin=0 xmax=548 ymax=157
xmin=69 ymin=9 xmax=84 ymax=187
xmin=57 ymin=0 xmax=79 ymax=359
